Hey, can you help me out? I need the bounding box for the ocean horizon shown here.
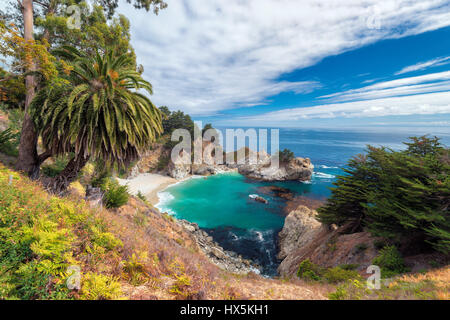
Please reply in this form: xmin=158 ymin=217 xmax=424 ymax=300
xmin=156 ymin=127 xmax=450 ymax=276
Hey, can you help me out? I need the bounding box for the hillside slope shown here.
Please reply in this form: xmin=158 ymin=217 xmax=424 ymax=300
xmin=0 ymin=162 xmax=448 ymax=300
xmin=0 ymin=163 xmax=328 ymax=299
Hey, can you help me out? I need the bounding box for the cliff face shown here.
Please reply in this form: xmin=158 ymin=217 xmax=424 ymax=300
xmin=129 ymin=142 xmax=313 ymax=183
xmin=278 ymin=206 xmax=323 ymax=261
xmin=277 ymin=205 xmax=379 ymax=277
xmin=238 ymin=156 xmax=314 ymax=181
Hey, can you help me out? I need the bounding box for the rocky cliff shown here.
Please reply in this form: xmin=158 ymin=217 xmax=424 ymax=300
xmin=128 ymin=142 xmax=313 ymax=183
xmin=177 ymin=219 xmax=259 ymax=274
xmin=277 ymin=205 xmax=380 ymax=277
xmin=238 ymin=156 xmax=314 ymax=181
xmin=278 ymin=206 xmax=323 ymax=260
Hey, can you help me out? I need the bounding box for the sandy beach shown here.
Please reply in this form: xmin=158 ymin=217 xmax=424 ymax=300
xmin=117 ymin=173 xmax=178 ymax=205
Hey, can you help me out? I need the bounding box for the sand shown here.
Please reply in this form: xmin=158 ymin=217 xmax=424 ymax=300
xmin=117 ymin=173 xmax=178 ymax=205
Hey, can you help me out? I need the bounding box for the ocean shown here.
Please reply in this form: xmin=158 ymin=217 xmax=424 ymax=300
xmin=156 ymin=128 xmax=450 ymax=276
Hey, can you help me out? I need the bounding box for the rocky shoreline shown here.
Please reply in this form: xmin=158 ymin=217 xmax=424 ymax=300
xmin=126 ymin=144 xmax=318 ymax=276
xmin=177 ymin=219 xmax=260 ymax=275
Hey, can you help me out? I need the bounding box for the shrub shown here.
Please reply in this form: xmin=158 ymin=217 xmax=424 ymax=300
xmin=102 ymin=179 xmax=130 ymax=209
xmin=278 ymin=148 xmax=295 ymax=163
xmin=297 ymin=259 xmax=322 ymax=281
xmin=329 ymin=279 xmax=370 ymax=300
xmin=0 ymin=165 xmax=124 ymax=299
xmin=372 ymin=245 xmax=408 ymax=278
xmin=0 ymin=128 xmax=19 ymax=156
xmin=41 ymin=156 xmax=71 ymax=178
xmin=80 ymin=272 xmax=123 ymax=300
xmin=123 ymin=252 xmax=149 ymax=286
xmin=323 ymin=267 xmax=361 ymax=284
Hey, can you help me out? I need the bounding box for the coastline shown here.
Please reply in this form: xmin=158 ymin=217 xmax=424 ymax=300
xmin=117 ymin=173 xmax=178 ymax=205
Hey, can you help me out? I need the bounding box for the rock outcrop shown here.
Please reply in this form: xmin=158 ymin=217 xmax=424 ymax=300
xmin=178 ymin=219 xmax=260 ymax=275
xmin=238 ymin=156 xmax=313 ymax=182
xmin=277 ymin=205 xmax=380 ymax=277
xmin=278 ymin=206 xmax=323 ymax=261
xmin=167 ymin=161 xmax=191 ymax=180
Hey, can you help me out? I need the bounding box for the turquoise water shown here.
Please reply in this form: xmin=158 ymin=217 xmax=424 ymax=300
xmin=157 ymin=128 xmax=450 ymax=275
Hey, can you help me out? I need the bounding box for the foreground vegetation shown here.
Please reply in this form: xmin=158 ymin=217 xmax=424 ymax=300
xmin=0 ymin=162 xmax=447 ymax=300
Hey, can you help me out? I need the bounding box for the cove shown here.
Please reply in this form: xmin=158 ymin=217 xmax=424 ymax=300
xmin=156 ymin=170 xmax=339 ymax=276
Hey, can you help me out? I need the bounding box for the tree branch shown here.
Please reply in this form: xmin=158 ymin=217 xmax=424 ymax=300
xmin=37 ymin=149 xmax=53 ymax=165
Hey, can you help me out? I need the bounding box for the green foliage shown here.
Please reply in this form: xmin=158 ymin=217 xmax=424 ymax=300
xmin=31 ymin=46 xmax=163 ymax=169
xmin=156 ymin=154 xmax=170 ymax=171
xmin=159 ymin=106 xmax=195 ymax=145
xmin=297 ymin=259 xmax=362 ymax=284
xmin=372 ymin=246 xmax=408 ymax=278
xmin=102 ymin=179 xmax=130 ymax=209
xmin=0 ymin=128 xmax=14 ymax=149
xmin=41 ymin=156 xmax=71 ymax=177
xmin=277 ymin=148 xmax=295 ymax=163
xmin=0 ymin=165 xmax=123 ymax=299
xmin=329 ymin=279 xmax=371 ymax=300
xmin=318 ymin=136 xmax=450 ymax=253
xmin=323 ymin=267 xmax=361 ymax=284
xmin=123 ymin=252 xmax=149 ymax=286
xmin=0 ymin=68 xmax=26 ymax=109
xmin=80 ymin=272 xmax=123 ymax=300
xmin=296 ymin=259 xmax=322 ymax=281
xmin=0 ymin=106 xmax=22 ymax=157
xmin=90 ymin=160 xmax=113 ymax=188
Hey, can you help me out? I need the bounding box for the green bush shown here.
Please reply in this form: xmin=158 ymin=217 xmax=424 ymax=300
xmin=41 ymin=156 xmax=70 ymax=177
xmin=277 ymin=148 xmax=295 ymax=163
xmin=323 ymin=267 xmax=361 ymax=284
xmin=80 ymin=272 xmax=123 ymax=300
xmin=297 ymin=259 xmax=362 ymax=284
xmin=102 ymin=179 xmax=130 ymax=209
xmin=297 ymin=259 xmax=322 ymax=281
xmin=372 ymin=245 xmax=408 ymax=278
xmin=0 ymin=128 xmax=19 ymax=156
xmin=0 ymin=166 xmax=124 ymax=299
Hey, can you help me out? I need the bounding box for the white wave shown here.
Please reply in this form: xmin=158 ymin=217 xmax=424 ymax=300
xmin=254 ymin=231 xmax=264 ymax=242
xmin=313 ymin=172 xmax=336 ymax=179
xmin=155 ymin=191 xmax=177 ymax=215
xmin=318 ymin=165 xmax=339 ymax=169
xmin=301 ymin=180 xmax=313 ymax=184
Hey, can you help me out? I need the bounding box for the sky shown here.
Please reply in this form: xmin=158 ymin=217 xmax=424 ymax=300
xmin=2 ymin=0 xmax=450 ymax=131
xmin=116 ymin=0 xmax=450 ymax=131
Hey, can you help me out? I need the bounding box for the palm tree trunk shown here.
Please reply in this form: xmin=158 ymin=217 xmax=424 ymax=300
xmin=16 ymin=0 xmax=40 ymax=179
xmin=48 ymin=154 xmax=90 ymax=194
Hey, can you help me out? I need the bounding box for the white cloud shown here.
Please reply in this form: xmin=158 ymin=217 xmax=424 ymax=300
xmin=238 ymin=91 xmax=450 ymax=123
xmin=395 ymin=56 xmax=450 ymax=75
xmin=321 ymin=71 xmax=450 ymax=102
xmin=118 ymin=0 xmax=450 ymax=115
xmin=241 ymin=71 xmax=450 ymax=124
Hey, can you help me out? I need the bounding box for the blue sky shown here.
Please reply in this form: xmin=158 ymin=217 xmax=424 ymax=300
xmin=2 ymin=0 xmax=450 ymax=131
xmin=116 ymin=0 xmax=450 ymax=131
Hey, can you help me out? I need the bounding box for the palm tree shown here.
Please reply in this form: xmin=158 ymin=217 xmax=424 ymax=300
xmin=31 ymin=46 xmax=163 ymax=193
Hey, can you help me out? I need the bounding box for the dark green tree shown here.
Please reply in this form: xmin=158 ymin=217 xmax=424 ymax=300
xmin=318 ymin=136 xmax=450 ymax=254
